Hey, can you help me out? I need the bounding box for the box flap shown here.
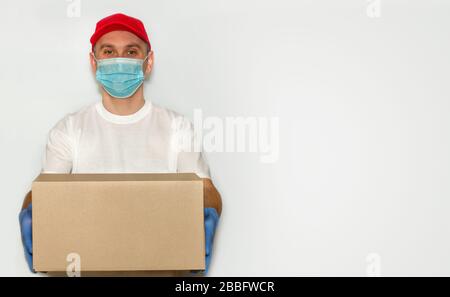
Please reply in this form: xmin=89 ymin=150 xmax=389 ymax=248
xmin=33 ymin=173 xmax=201 ymax=183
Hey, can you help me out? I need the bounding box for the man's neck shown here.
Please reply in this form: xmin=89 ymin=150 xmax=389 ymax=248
xmin=101 ymin=87 xmax=146 ymax=116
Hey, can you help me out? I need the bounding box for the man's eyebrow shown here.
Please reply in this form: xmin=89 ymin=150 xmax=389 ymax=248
xmin=125 ymin=43 xmax=143 ymax=49
xmin=96 ymin=43 xmax=143 ymax=52
xmin=98 ymin=43 xmax=115 ymax=50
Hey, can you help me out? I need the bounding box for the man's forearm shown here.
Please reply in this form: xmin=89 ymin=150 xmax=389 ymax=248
xmin=202 ymin=178 xmax=222 ymax=216
xmin=22 ymin=191 xmax=32 ymax=210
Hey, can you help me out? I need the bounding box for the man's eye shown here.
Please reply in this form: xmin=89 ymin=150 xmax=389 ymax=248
xmin=127 ymin=50 xmax=137 ymax=56
xmin=103 ymin=49 xmax=113 ymax=55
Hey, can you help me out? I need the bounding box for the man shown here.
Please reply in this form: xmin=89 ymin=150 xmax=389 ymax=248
xmin=18 ymin=13 xmax=222 ymax=275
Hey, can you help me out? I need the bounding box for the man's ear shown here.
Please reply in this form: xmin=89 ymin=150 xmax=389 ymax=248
xmin=144 ymin=51 xmax=154 ymax=76
xmin=89 ymin=52 xmax=97 ymax=74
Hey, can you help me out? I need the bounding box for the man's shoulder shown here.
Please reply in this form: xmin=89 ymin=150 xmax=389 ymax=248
xmin=150 ymin=103 xmax=189 ymax=125
xmin=50 ymin=103 xmax=97 ymax=133
xmin=151 ymin=103 xmax=181 ymax=118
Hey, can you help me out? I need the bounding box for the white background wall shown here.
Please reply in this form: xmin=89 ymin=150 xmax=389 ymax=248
xmin=1 ymin=0 xmax=450 ymax=276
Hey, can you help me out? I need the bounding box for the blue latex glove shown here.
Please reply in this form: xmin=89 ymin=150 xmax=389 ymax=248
xmin=19 ymin=203 xmax=34 ymax=273
xmin=191 ymin=207 xmax=219 ymax=276
xmin=203 ymin=207 xmax=219 ymax=274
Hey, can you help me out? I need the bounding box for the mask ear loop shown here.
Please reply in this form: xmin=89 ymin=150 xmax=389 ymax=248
xmin=143 ymin=52 xmax=150 ymax=63
xmin=91 ymin=52 xmax=99 ymax=63
xmin=142 ymin=52 xmax=151 ymax=73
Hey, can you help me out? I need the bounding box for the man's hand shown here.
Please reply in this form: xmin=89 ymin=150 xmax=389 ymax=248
xmin=204 ymin=207 xmax=219 ymax=273
xmin=200 ymin=178 xmax=221 ymax=275
xmin=191 ymin=207 xmax=219 ymax=276
xmin=19 ymin=203 xmax=34 ymax=273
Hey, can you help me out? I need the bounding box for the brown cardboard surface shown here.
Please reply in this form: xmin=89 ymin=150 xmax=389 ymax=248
xmin=32 ymin=173 xmax=205 ymax=272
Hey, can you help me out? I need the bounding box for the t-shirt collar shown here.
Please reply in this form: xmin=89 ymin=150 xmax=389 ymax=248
xmin=95 ymin=100 xmax=152 ymax=124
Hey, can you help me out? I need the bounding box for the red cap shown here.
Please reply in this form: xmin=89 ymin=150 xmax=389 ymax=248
xmin=90 ymin=13 xmax=151 ymax=51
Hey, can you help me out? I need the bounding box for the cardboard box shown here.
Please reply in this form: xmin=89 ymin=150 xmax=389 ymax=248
xmin=31 ymin=173 xmax=205 ymax=273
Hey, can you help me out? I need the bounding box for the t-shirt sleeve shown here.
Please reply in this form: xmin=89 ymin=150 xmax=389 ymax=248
xmin=41 ymin=115 xmax=74 ymax=173
xmin=173 ymin=116 xmax=211 ymax=179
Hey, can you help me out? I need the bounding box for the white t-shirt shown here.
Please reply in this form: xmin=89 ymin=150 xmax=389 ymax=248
xmin=41 ymin=100 xmax=210 ymax=178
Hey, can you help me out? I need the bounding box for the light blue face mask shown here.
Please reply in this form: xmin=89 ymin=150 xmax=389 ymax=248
xmin=94 ymin=55 xmax=148 ymax=99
